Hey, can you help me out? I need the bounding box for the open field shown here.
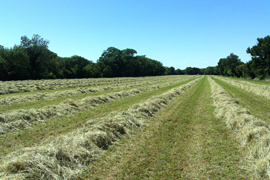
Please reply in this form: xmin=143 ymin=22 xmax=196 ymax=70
xmin=213 ymin=76 xmax=270 ymax=99
xmin=0 ymin=75 xmax=269 ymax=179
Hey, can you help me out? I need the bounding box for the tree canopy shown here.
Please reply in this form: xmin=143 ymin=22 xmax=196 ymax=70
xmin=1 ymin=34 xmax=269 ymax=80
xmin=246 ymin=35 xmax=270 ymax=79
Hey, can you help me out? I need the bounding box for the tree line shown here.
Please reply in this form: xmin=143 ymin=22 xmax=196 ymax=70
xmin=0 ymin=34 xmax=268 ymax=80
xmin=216 ymin=35 xmax=270 ymax=80
xmin=0 ymin=34 xmax=212 ymax=80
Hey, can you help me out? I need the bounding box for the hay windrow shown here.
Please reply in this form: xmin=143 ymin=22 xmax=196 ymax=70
xmin=0 ymin=77 xmax=177 ymax=106
xmin=0 ymin=77 xmax=195 ymax=135
xmin=209 ymin=76 xmax=270 ymax=179
xmin=213 ymin=76 xmax=270 ymax=99
xmin=0 ymin=75 xmax=190 ymax=95
xmin=0 ymin=77 xmax=202 ymax=179
xmin=0 ymin=77 xmax=138 ymax=95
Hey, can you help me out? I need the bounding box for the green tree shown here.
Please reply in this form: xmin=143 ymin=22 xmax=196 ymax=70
xmin=217 ymin=53 xmax=242 ymax=76
xmin=98 ymin=47 xmax=123 ymax=77
xmin=20 ymin=34 xmax=58 ymax=79
xmin=0 ymin=56 xmax=8 ymax=80
xmin=185 ymin=67 xmax=201 ymax=75
xmin=83 ymin=63 xmax=102 ymax=78
xmin=247 ymin=35 xmax=270 ymax=79
xmin=175 ymin=68 xmax=184 ymax=75
xmin=204 ymin=66 xmax=217 ymax=75
xmin=0 ymin=45 xmax=31 ymax=80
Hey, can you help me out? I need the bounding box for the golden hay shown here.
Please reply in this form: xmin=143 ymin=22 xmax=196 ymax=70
xmin=0 ymin=78 xmax=194 ymax=135
xmin=213 ymin=76 xmax=270 ymax=99
xmin=209 ymin=76 xmax=270 ymax=179
xmin=0 ymin=77 xmax=179 ymax=105
xmin=0 ymin=77 xmax=202 ymax=179
xmin=0 ymin=75 xmax=189 ymax=95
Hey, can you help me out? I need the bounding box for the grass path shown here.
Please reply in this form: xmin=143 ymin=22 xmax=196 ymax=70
xmin=0 ymin=78 xmax=196 ymax=157
xmin=212 ymin=77 xmax=270 ymax=123
xmin=81 ymin=77 xmax=252 ymax=179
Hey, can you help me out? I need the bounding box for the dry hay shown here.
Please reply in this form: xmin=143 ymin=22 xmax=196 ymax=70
xmin=0 ymin=76 xmax=147 ymax=95
xmin=213 ymin=76 xmax=270 ymax=99
xmin=0 ymin=78 xmax=171 ymax=106
xmin=0 ymin=78 xmax=194 ymax=135
xmin=0 ymin=76 xmax=196 ymax=106
xmin=0 ymin=77 xmax=202 ymax=179
xmin=0 ymin=75 xmax=191 ymax=95
xmin=209 ymin=76 xmax=270 ymax=179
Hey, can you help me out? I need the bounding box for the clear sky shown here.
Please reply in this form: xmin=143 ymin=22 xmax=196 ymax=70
xmin=1 ymin=0 xmax=270 ymax=69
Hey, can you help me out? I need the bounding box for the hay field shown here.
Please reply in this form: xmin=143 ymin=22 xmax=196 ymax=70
xmin=1 ymin=75 xmax=269 ymax=179
xmin=213 ymin=76 xmax=270 ymax=99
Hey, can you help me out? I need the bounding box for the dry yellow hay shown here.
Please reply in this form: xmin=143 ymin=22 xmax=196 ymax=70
xmin=213 ymin=76 xmax=270 ymax=99
xmin=0 ymin=78 xmax=194 ymax=135
xmin=0 ymin=77 xmax=202 ymax=179
xmin=0 ymin=78 xmax=171 ymax=105
xmin=0 ymin=76 xmax=191 ymax=95
xmin=209 ymin=76 xmax=270 ymax=179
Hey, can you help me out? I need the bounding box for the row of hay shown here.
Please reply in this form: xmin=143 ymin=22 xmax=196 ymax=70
xmin=0 ymin=76 xmax=183 ymax=95
xmin=0 ymin=76 xmax=184 ymax=106
xmin=0 ymin=77 xmax=202 ymax=180
xmin=209 ymin=76 xmax=270 ymax=179
xmin=213 ymin=76 xmax=270 ymax=99
xmin=0 ymin=78 xmax=192 ymax=135
xmin=0 ymin=77 xmax=135 ymax=95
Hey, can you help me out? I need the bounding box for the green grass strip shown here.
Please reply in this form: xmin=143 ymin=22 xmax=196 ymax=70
xmin=81 ymin=77 xmax=252 ymax=179
xmin=212 ymin=76 xmax=270 ymax=123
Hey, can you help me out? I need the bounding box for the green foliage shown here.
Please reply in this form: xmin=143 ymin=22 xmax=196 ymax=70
xmin=247 ymin=35 xmax=270 ymax=79
xmin=202 ymin=66 xmax=217 ymax=75
xmin=217 ymin=53 xmax=242 ymax=77
xmin=98 ymin=47 xmax=165 ymax=77
xmin=0 ymin=45 xmax=31 ymax=80
xmin=185 ymin=67 xmax=202 ymax=75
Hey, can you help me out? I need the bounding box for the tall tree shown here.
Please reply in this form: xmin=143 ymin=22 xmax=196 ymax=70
xmin=20 ymin=34 xmax=55 ymax=79
xmin=217 ymin=53 xmax=241 ymax=76
xmin=247 ymin=35 xmax=270 ymax=79
xmin=0 ymin=45 xmax=31 ymax=80
xmin=98 ymin=47 xmax=123 ymax=77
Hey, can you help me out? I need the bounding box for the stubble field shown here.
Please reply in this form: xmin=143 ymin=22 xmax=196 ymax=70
xmin=0 ymin=75 xmax=270 ymax=179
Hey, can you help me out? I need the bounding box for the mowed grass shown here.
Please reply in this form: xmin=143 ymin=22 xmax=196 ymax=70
xmin=221 ymin=76 xmax=270 ymax=85
xmin=0 ymin=78 xmax=196 ymax=157
xmin=81 ymin=77 xmax=252 ymax=179
xmin=212 ymin=77 xmax=270 ymax=123
xmin=0 ymin=79 xmax=179 ymax=114
xmin=0 ymin=76 xmax=182 ymax=99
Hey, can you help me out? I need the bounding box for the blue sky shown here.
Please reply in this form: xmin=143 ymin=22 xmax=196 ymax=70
xmin=1 ymin=0 xmax=270 ymax=69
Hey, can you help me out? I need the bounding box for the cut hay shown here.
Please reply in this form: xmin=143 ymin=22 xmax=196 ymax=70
xmin=0 ymin=77 xmax=194 ymax=135
xmin=209 ymin=76 xmax=270 ymax=179
xmin=0 ymin=77 xmax=202 ymax=179
xmin=0 ymin=75 xmax=193 ymax=95
xmin=213 ymin=76 xmax=270 ymax=99
xmin=0 ymin=78 xmax=173 ymax=106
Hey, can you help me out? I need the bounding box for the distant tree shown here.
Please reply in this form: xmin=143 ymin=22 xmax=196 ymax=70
xmin=122 ymin=48 xmax=137 ymax=76
xmin=217 ymin=53 xmax=242 ymax=76
xmin=0 ymin=55 xmax=8 ymax=80
xmin=20 ymin=34 xmax=56 ymax=79
xmin=234 ymin=63 xmax=251 ymax=78
xmin=185 ymin=67 xmax=201 ymax=75
xmin=0 ymin=45 xmax=31 ymax=80
xmin=98 ymin=47 xmax=123 ymax=77
xmin=165 ymin=66 xmax=176 ymax=75
xmin=175 ymin=68 xmax=185 ymax=75
xmin=83 ymin=63 xmax=102 ymax=78
xmin=204 ymin=66 xmax=217 ymax=75
xmin=247 ymin=35 xmax=270 ymax=79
